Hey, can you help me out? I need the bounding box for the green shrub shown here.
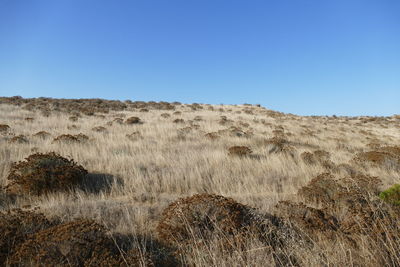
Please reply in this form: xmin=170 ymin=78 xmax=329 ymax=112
xmin=379 ymin=184 xmax=400 ymax=205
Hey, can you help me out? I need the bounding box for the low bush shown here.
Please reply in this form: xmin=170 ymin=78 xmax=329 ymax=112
xmin=379 ymin=184 xmax=400 ymax=205
xmin=5 ymin=152 xmax=88 ymax=196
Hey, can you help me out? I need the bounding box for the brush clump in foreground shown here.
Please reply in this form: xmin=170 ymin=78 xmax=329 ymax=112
xmin=0 ymin=96 xmax=400 ymax=266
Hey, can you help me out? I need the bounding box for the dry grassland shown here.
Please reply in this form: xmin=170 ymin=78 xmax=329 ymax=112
xmin=0 ymin=97 xmax=400 ymax=266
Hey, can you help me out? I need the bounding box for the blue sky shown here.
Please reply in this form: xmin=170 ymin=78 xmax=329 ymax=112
xmin=0 ymin=0 xmax=399 ymax=116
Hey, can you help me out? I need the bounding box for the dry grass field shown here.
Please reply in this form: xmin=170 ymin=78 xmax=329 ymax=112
xmin=1 ymin=97 xmax=400 ymax=266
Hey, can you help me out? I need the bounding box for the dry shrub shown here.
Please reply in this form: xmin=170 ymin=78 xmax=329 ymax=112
xmin=294 ymin=172 xmax=400 ymax=265
xmin=379 ymin=146 xmax=400 ymax=157
xmin=24 ymin=117 xmax=34 ymax=122
xmin=156 ymin=193 xmax=296 ymax=257
xmin=218 ymin=126 xmax=250 ymax=138
xmin=8 ymin=219 xmax=122 ymax=266
xmin=113 ymin=117 xmax=124 ymax=124
xmin=33 ymin=131 xmax=51 ymax=139
xmin=0 ymin=209 xmax=57 ymax=265
xmin=219 ymin=116 xmax=233 ymax=125
xmin=178 ymin=126 xmax=192 ymax=134
xmin=301 ymin=150 xmax=336 ymax=171
xmin=126 ymin=131 xmax=142 ymax=140
xmin=193 ymin=115 xmax=202 ymax=121
xmin=204 ymin=132 xmax=220 ymax=140
xmin=52 ymin=133 xmax=89 ymax=143
xmin=265 ymin=137 xmax=296 ymax=156
xmin=9 ymin=135 xmax=28 ymax=144
xmin=157 ymin=194 xmax=258 ymax=246
xmin=161 ymin=113 xmax=170 ymax=118
xmin=0 ymin=124 xmax=11 ymax=133
xmin=68 ymin=116 xmax=78 ymax=122
xmin=173 ymin=118 xmax=184 ymax=124
xmin=173 ymin=111 xmax=181 ymax=116
xmin=91 ymin=126 xmax=108 ymax=133
xmin=353 ymin=149 xmax=400 ymax=170
xmin=139 ymin=108 xmax=149 ymax=112
xmin=126 ymin=116 xmax=141 ymax=124
xmin=228 ymin=146 xmax=252 ymax=157
xmin=5 ymin=152 xmax=88 ymax=196
xmin=67 ymin=124 xmax=79 ymax=130
xmin=275 ymin=201 xmax=339 ymax=241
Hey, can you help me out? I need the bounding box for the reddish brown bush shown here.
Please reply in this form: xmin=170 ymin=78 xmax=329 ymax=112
xmin=52 ymin=133 xmax=89 ymax=143
xmin=8 ymin=134 xmax=29 ymax=144
xmin=126 ymin=131 xmax=142 ymax=140
xmin=5 ymin=152 xmax=88 ymax=196
xmin=157 ymin=194 xmax=260 ymax=247
xmin=8 ymin=219 xmax=121 ymax=266
xmin=264 ymin=137 xmax=295 ymax=155
xmin=228 ymin=146 xmax=252 ymax=157
xmin=0 ymin=209 xmax=57 ymax=265
xmin=173 ymin=118 xmax=184 ymax=123
xmin=113 ymin=117 xmax=124 ymax=124
xmin=126 ymin=116 xmax=141 ymax=124
xmin=68 ymin=116 xmax=78 ymax=122
xmin=9 ymin=135 xmax=28 ymax=144
xmin=275 ymin=201 xmax=339 ymax=241
xmin=354 ymin=149 xmax=400 ymax=170
xmin=193 ymin=116 xmax=202 ymax=121
xmin=91 ymin=126 xmax=107 ymax=133
xmin=0 ymin=124 xmax=10 ymax=133
xmin=33 ymin=131 xmax=51 ymax=139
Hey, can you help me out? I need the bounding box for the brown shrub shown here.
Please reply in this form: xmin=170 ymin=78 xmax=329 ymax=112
xmin=9 ymin=135 xmax=28 ymax=144
xmin=205 ymin=132 xmax=220 ymax=140
xmin=24 ymin=117 xmax=34 ymax=122
xmin=300 ymin=152 xmax=317 ymax=165
xmin=91 ymin=126 xmax=108 ymax=133
xmin=68 ymin=116 xmax=78 ymax=122
xmin=139 ymin=108 xmax=149 ymax=112
xmin=275 ymin=201 xmax=339 ymax=241
xmin=0 ymin=209 xmax=57 ymax=265
xmin=113 ymin=117 xmax=124 ymax=124
xmin=228 ymin=146 xmax=252 ymax=157
xmin=218 ymin=126 xmax=250 ymax=138
xmin=126 ymin=116 xmax=141 ymax=124
xmin=264 ymin=137 xmax=296 ymax=156
xmin=156 ymin=194 xmax=290 ymax=252
xmin=52 ymin=133 xmax=89 ymax=143
xmin=161 ymin=113 xmax=171 ymax=118
xmin=178 ymin=126 xmax=192 ymax=134
xmin=67 ymin=124 xmax=79 ymax=130
xmin=8 ymin=219 xmax=122 ymax=267
xmin=126 ymin=131 xmax=142 ymax=140
xmin=5 ymin=152 xmax=88 ymax=196
xmin=33 ymin=131 xmax=51 ymax=139
xmin=379 ymin=146 xmax=400 ymax=157
xmin=0 ymin=124 xmax=10 ymax=133
xmin=353 ymin=150 xmax=400 ymax=169
xmin=173 ymin=118 xmax=184 ymax=124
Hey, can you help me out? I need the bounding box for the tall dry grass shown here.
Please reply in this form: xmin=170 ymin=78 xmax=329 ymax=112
xmin=0 ymin=101 xmax=399 ymax=266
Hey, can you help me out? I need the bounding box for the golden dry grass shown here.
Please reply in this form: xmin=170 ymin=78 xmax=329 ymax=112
xmin=0 ymin=98 xmax=400 ymax=266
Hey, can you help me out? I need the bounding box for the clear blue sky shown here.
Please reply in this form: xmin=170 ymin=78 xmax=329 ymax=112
xmin=0 ymin=0 xmax=399 ymax=116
